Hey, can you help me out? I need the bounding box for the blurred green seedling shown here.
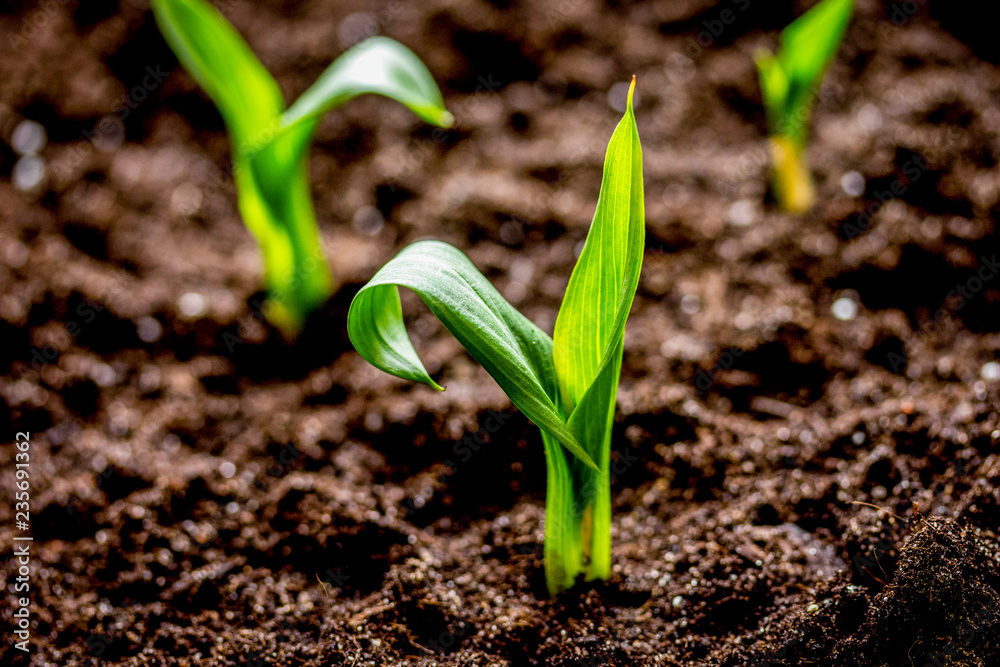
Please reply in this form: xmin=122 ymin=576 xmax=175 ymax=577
xmin=348 ymin=78 xmax=644 ymax=595
xmin=755 ymin=0 xmax=854 ymax=213
xmin=151 ymin=0 xmax=452 ymax=335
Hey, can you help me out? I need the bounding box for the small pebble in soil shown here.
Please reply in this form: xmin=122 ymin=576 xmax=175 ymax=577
xmin=980 ymin=361 xmax=1000 ymax=381
xmin=857 ymin=103 xmax=883 ymax=131
xmin=171 ymin=183 xmax=203 ymax=216
xmin=3 ymin=239 xmax=29 ymax=268
xmin=365 ymin=411 xmax=384 ymax=432
xmin=662 ymin=182 xmax=690 ymax=208
xmin=90 ymin=363 xmax=117 ymax=387
xmin=841 ymin=170 xmax=866 ymax=196
xmin=219 ymin=461 xmax=236 ymax=478
xmin=500 ymin=219 xmax=525 ymax=245
xmin=92 ymin=115 xmax=125 ymax=152
xmin=352 ymin=205 xmax=384 ymax=236
xmin=136 ymin=316 xmax=162 ymax=343
xmin=110 ymin=415 xmax=129 ymax=436
xmin=680 ymin=293 xmax=700 ymax=315
xmin=727 ymin=199 xmax=758 ymax=226
xmin=11 ymin=119 xmax=47 ymax=155
xmin=162 ymin=434 xmax=181 ymax=453
xmin=852 ymin=431 xmax=866 ymax=445
xmin=178 ymin=292 xmax=207 ymax=318
xmin=832 ymin=295 xmax=858 ymax=321
xmin=13 ymin=154 xmax=45 ymax=191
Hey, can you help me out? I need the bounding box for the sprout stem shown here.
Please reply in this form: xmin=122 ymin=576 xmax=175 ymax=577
xmin=542 ymin=426 xmax=612 ymax=595
xmin=769 ymin=136 xmax=815 ymax=214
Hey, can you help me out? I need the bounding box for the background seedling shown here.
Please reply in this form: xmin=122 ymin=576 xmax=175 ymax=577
xmin=347 ymin=79 xmax=643 ymax=595
xmin=151 ymin=0 xmax=452 ymax=335
xmin=755 ymin=0 xmax=854 ymax=213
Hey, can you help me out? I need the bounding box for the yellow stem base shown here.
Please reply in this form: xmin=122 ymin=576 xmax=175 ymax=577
xmin=770 ymin=136 xmax=815 ymax=214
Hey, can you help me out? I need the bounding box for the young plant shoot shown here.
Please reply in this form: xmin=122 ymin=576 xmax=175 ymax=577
xmin=151 ymin=0 xmax=452 ymax=335
xmin=347 ymin=79 xmax=644 ymax=595
xmin=755 ymin=0 xmax=854 ymax=213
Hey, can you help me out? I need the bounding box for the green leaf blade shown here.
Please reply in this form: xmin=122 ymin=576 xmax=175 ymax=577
xmin=150 ymin=0 xmax=285 ymax=146
xmin=553 ymin=78 xmax=645 ymax=424
xmin=780 ymin=0 xmax=854 ymax=89
xmin=544 ymin=79 xmax=643 ymax=592
xmin=757 ymin=0 xmax=854 ymax=144
xmin=282 ymin=36 xmax=453 ymax=134
xmin=347 ymin=240 xmax=597 ymax=470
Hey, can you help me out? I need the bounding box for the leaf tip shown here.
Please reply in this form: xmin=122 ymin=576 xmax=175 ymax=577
xmin=754 ymin=46 xmax=775 ymax=65
xmin=438 ymin=109 xmax=455 ymax=129
xmin=627 ymin=75 xmax=636 ymax=111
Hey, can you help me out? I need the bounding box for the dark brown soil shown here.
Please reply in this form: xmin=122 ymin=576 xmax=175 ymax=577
xmin=2 ymin=0 xmax=1000 ymax=665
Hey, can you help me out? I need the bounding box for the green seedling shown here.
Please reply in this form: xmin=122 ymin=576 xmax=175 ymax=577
xmin=348 ymin=78 xmax=643 ymax=595
xmin=151 ymin=0 xmax=452 ymax=335
xmin=755 ymin=0 xmax=854 ymax=213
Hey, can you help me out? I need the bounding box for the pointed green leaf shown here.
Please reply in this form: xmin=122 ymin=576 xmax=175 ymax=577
xmin=780 ymin=0 xmax=853 ymax=143
xmin=253 ymin=36 xmax=454 ymax=209
xmin=756 ymin=0 xmax=854 ymax=145
xmin=543 ymin=78 xmax=643 ymax=592
xmin=553 ymin=78 xmax=644 ymax=427
xmin=150 ymin=0 xmax=284 ymax=147
xmin=282 ymin=36 xmax=453 ymax=134
xmin=754 ymin=51 xmax=788 ymax=138
xmin=347 ymin=240 xmax=598 ymax=470
xmin=780 ymin=0 xmax=854 ymax=100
